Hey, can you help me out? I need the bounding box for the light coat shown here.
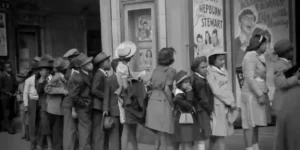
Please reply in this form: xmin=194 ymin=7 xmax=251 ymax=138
xmin=45 ymin=73 xmax=68 ymax=115
xmin=272 ymin=58 xmax=298 ymax=115
xmin=207 ymin=66 xmax=235 ymax=136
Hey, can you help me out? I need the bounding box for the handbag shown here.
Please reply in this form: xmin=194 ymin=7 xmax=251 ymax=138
xmin=178 ymin=108 xmax=194 ymax=124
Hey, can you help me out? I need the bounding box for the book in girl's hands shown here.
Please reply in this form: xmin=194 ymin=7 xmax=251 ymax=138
xmin=284 ymin=64 xmax=300 ymax=78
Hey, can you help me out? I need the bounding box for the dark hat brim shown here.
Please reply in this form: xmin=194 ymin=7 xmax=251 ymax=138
xmin=94 ymin=56 xmax=111 ymax=64
xmin=80 ymin=57 xmax=93 ymax=67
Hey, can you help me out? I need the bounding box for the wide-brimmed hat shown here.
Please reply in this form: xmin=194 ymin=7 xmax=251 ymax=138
xmin=53 ymin=57 xmax=70 ymax=72
xmin=208 ymin=47 xmax=227 ymax=57
xmin=38 ymin=54 xmax=54 ymax=68
xmin=30 ymin=61 xmax=39 ymax=71
xmin=175 ymin=70 xmax=190 ymax=85
xmin=75 ymin=53 xmax=93 ymax=67
xmin=63 ymin=48 xmax=80 ymax=58
xmin=191 ymin=56 xmax=207 ymax=71
xmin=273 ymin=39 xmax=293 ymax=56
xmin=17 ymin=70 xmax=29 ymax=78
xmin=114 ymin=41 xmax=137 ymax=59
xmin=94 ymin=52 xmax=110 ymax=64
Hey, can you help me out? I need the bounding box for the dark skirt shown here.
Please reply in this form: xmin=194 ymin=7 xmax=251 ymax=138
xmin=173 ymin=113 xmax=202 ymax=142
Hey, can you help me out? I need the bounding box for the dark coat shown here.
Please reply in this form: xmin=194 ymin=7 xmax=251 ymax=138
xmin=103 ymin=74 xmax=120 ymax=117
xmin=0 ymin=72 xmax=17 ymax=100
xmin=91 ymin=70 xmax=107 ymax=110
xmin=36 ymin=78 xmax=48 ymax=110
xmin=192 ymin=73 xmax=214 ymax=115
xmin=191 ymin=73 xmax=213 ymax=139
xmin=70 ymin=70 xmax=93 ymax=109
xmin=62 ymin=69 xmax=79 ymax=108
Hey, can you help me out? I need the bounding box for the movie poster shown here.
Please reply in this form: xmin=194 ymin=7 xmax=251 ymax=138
xmin=136 ymin=15 xmax=152 ymax=41
xmin=0 ymin=12 xmax=7 ymax=56
xmin=193 ymin=0 xmax=224 ymax=58
xmin=139 ymin=49 xmax=153 ymax=70
xmin=232 ymin=0 xmax=290 ymax=105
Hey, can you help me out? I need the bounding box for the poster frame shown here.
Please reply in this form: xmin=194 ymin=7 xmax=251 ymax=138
xmin=0 ymin=11 xmax=8 ymax=56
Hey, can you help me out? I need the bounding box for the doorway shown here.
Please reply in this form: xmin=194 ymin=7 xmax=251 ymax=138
xmin=16 ymin=26 xmax=41 ymax=73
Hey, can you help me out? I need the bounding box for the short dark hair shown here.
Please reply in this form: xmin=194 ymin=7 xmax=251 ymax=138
xmin=246 ymin=34 xmax=267 ymax=52
xmin=196 ymin=34 xmax=203 ymax=39
xmin=158 ymin=47 xmax=176 ymax=66
xmin=238 ymin=9 xmax=256 ymax=22
xmin=111 ymin=59 xmax=119 ymax=73
xmin=208 ymin=54 xmax=222 ymax=66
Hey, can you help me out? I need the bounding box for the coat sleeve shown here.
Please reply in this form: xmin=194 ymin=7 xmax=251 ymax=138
xmin=274 ymin=63 xmax=299 ymax=90
xmin=91 ymin=72 xmax=104 ymax=100
xmin=103 ymin=78 xmax=111 ymax=111
xmin=70 ymin=75 xmax=89 ymax=107
xmin=45 ymin=80 xmax=67 ymax=95
xmin=242 ymin=54 xmax=264 ymax=97
xmin=23 ymin=79 xmax=30 ymax=107
xmin=206 ymin=72 xmax=233 ymax=106
xmin=174 ymin=93 xmax=193 ymax=110
xmin=194 ymin=80 xmax=213 ymax=114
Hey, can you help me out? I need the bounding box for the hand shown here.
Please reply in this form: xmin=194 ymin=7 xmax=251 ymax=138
xmin=103 ymin=111 xmax=109 ymax=116
xmin=258 ymin=94 xmax=268 ymax=105
xmin=186 ymin=85 xmax=192 ymax=92
xmin=72 ymin=108 xmax=78 ymax=119
xmin=64 ymin=90 xmax=69 ymax=96
xmin=24 ymin=106 xmax=28 ymax=112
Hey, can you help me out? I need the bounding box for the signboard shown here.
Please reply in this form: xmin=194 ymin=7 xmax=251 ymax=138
xmin=232 ymin=0 xmax=290 ymax=105
xmin=193 ymin=0 xmax=224 ymax=58
xmin=0 ymin=12 xmax=7 ymax=56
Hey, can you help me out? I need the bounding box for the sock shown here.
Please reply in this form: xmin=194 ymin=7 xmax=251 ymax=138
xmin=197 ymin=141 xmax=205 ymax=150
xmin=246 ymin=147 xmax=254 ymax=150
xmin=253 ymin=143 xmax=260 ymax=150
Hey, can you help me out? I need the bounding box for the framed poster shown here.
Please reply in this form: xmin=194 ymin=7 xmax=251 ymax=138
xmin=136 ymin=15 xmax=152 ymax=41
xmin=232 ymin=0 xmax=290 ymax=103
xmin=0 ymin=12 xmax=7 ymax=56
xmin=193 ymin=0 xmax=224 ymax=58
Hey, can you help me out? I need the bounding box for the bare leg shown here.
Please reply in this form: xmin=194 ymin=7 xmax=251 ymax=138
xmin=129 ymin=124 xmax=138 ymax=150
xmin=160 ymin=132 xmax=168 ymax=150
xmin=155 ymin=132 xmax=161 ymax=150
xmin=216 ymin=137 xmax=225 ymax=150
xmin=121 ymin=124 xmax=129 ymax=150
xmin=244 ymin=128 xmax=254 ymax=148
xmin=253 ymin=127 xmax=259 ymax=144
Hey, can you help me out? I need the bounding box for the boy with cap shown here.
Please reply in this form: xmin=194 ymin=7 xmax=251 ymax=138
xmin=0 ymin=61 xmax=17 ymax=134
xmin=62 ymin=49 xmax=80 ymax=150
xmin=24 ymin=59 xmax=42 ymax=150
xmin=91 ymin=52 xmax=111 ymax=150
xmin=45 ymin=57 xmax=70 ymax=150
xmin=69 ymin=53 xmax=94 ymax=150
xmin=16 ymin=70 xmax=30 ymax=140
xmin=103 ymin=59 xmax=123 ymax=150
xmin=191 ymin=56 xmax=214 ymax=150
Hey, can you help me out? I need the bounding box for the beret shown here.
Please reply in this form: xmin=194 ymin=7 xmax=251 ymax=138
xmin=191 ymin=56 xmax=207 ymax=71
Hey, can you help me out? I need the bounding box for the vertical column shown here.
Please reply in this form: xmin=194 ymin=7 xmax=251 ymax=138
xmin=111 ymin=0 xmax=121 ymax=56
xmin=157 ymin=0 xmax=167 ymax=49
xmin=99 ymin=0 xmax=113 ymax=56
xmin=224 ymin=0 xmax=233 ymax=91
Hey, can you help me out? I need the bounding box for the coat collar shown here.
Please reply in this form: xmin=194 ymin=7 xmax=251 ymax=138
xmin=174 ymin=88 xmax=184 ymax=96
xmin=80 ymin=70 xmax=92 ymax=86
xmin=99 ymin=68 xmax=108 ymax=76
xmin=210 ymin=66 xmax=227 ymax=76
xmin=194 ymin=72 xmax=205 ymax=79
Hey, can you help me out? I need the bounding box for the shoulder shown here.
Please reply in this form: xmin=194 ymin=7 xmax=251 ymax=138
xmin=166 ymin=67 xmax=176 ymax=76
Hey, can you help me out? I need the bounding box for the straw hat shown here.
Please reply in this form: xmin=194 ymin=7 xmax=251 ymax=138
xmin=114 ymin=41 xmax=137 ymax=59
xmin=209 ymin=47 xmax=227 ymax=57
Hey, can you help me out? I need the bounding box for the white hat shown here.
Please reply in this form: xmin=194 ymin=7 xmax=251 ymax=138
xmin=208 ymin=47 xmax=227 ymax=57
xmin=114 ymin=41 xmax=137 ymax=59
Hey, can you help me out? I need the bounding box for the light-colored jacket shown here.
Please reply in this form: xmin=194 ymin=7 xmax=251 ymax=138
xmin=272 ymin=58 xmax=299 ymax=115
xmin=23 ymin=75 xmax=39 ymax=107
xmin=242 ymin=51 xmax=269 ymax=96
xmin=207 ymin=66 xmax=235 ymax=136
xmin=45 ymin=73 xmax=68 ymax=115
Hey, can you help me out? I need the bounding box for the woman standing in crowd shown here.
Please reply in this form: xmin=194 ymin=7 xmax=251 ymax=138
xmin=173 ymin=70 xmax=200 ymax=150
xmin=191 ymin=56 xmax=214 ymax=150
xmin=206 ymin=48 xmax=236 ymax=150
xmin=241 ymin=34 xmax=270 ymax=150
xmin=44 ymin=58 xmax=70 ymax=150
xmin=273 ymin=40 xmax=300 ymax=150
xmin=146 ymin=47 xmax=177 ymax=150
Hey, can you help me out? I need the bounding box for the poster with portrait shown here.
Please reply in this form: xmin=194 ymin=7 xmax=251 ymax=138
xmin=193 ymin=0 xmax=224 ymax=58
xmin=139 ymin=49 xmax=153 ymax=70
xmin=136 ymin=15 xmax=152 ymax=41
xmin=0 ymin=12 xmax=7 ymax=56
xmin=232 ymin=0 xmax=290 ymax=104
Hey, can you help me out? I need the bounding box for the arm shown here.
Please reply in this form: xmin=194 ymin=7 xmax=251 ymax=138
xmin=45 ymin=80 xmax=67 ymax=95
xmin=206 ymin=72 xmax=233 ymax=106
xmin=194 ymin=80 xmax=213 ymax=113
xmin=174 ymin=93 xmax=193 ymax=110
xmin=23 ymin=79 xmax=30 ymax=107
xmin=91 ymin=73 xmax=104 ymax=100
xmin=243 ymin=55 xmax=265 ymax=97
xmin=69 ymin=76 xmax=90 ymax=107
xmin=103 ymin=78 xmax=111 ymax=112
xmin=274 ymin=65 xmax=299 ymax=90
xmin=16 ymin=85 xmax=22 ymax=101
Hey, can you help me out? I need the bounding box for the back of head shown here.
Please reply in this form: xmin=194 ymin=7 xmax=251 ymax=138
xmin=158 ymin=47 xmax=175 ymax=66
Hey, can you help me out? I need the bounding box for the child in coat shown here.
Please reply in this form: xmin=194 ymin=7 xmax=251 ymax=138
xmin=173 ymin=70 xmax=201 ymax=150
